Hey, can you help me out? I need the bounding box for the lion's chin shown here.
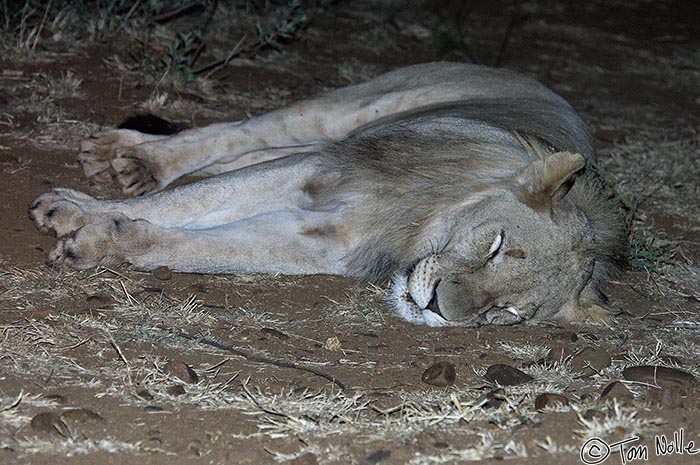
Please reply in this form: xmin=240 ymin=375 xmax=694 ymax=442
xmin=388 ymin=274 xmax=453 ymax=327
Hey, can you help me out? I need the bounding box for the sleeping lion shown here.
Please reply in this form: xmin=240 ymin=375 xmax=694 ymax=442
xmin=30 ymin=62 xmax=626 ymax=327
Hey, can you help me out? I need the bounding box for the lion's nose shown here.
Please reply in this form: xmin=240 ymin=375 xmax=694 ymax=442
xmin=426 ymin=285 xmax=444 ymax=318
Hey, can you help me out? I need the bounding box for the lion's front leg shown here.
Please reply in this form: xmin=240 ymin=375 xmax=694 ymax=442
xmin=38 ymin=209 xmax=350 ymax=275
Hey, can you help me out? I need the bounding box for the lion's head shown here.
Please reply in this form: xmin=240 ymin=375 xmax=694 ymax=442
xmin=322 ymin=116 xmax=626 ymax=327
xmin=387 ymin=150 xmax=626 ymax=327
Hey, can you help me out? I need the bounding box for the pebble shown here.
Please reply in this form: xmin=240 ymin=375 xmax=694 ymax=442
xmin=534 ymin=393 xmax=569 ymax=410
xmin=260 ymin=327 xmax=289 ymax=340
xmin=137 ymin=389 xmax=154 ymax=401
xmin=622 ymin=365 xmax=696 ymax=388
xmin=484 ymin=364 xmax=533 ymax=386
xmin=166 ymin=384 xmax=186 ymax=396
xmin=85 ymin=293 xmax=114 ymax=308
xmin=421 ymin=361 xmax=456 ymax=387
xmin=325 ymin=336 xmax=342 ymax=351
xmin=30 ymin=412 xmax=69 ymax=437
xmin=152 ymin=266 xmax=172 ymax=281
xmin=61 ymin=408 xmax=103 ymax=423
xmin=600 ymin=381 xmax=633 ymax=401
xmin=164 ymin=360 xmax=199 ymax=384
xmin=572 ymin=347 xmax=612 ymax=376
xmin=362 ymin=449 xmax=391 ymax=464
xmin=43 ymin=393 xmax=67 ymax=405
xmin=473 ymin=388 xmax=506 ymax=409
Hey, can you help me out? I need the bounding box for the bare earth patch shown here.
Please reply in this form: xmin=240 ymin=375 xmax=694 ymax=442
xmin=1 ymin=1 xmax=699 ymax=464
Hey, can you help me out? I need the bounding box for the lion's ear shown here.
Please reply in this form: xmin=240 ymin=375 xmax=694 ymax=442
xmin=514 ymin=151 xmax=585 ymax=208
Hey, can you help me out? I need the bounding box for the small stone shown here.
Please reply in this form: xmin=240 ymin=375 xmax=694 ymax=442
xmin=137 ymin=389 xmax=154 ymax=400
xmin=260 ymin=327 xmax=289 ymax=340
xmin=600 ymin=381 xmax=633 ymax=401
xmin=646 ymin=386 xmax=685 ymax=409
xmin=473 ymin=388 xmax=506 ymax=409
xmin=324 ymin=336 xmax=342 ymax=351
xmin=30 ymin=412 xmax=69 ymax=437
xmin=534 ymin=393 xmax=569 ymax=410
xmin=85 ymin=293 xmax=114 ymax=308
xmin=144 ymin=405 xmax=163 ymax=412
xmin=290 ymin=452 xmax=319 ymax=465
xmin=166 ymin=384 xmax=186 ymax=396
xmin=484 ymin=364 xmax=533 ymax=386
xmin=572 ymin=347 xmax=612 ymax=376
xmin=362 ymin=449 xmax=391 ymax=464
xmin=61 ymin=408 xmax=103 ymax=423
xmin=421 ymin=361 xmax=456 ymax=387
xmin=164 ymin=360 xmax=199 ymax=383
xmin=622 ymin=365 xmax=696 ymax=388
xmin=595 ymin=129 xmax=626 ymax=143
xmin=43 ymin=393 xmax=67 ymax=404
xmin=153 ymin=266 xmax=172 ymax=280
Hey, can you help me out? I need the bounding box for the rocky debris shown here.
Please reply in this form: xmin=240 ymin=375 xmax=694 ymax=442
xmin=472 ymin=388 xmax=507 ymax=409
xmin=324 ymin=336 xmax=342 ymax=351
xmin=164 ymin=360 xmax=199 ymax=383
xmin=152 ymin=266 xmax=172 ymax=280
xmin=484 ymin=364 xmax=533 ymax=386
xmin=361 ymin=449 xmax=391 ymax=464
xmin=166 ymin=384 xmax=187 ymax=396
xmin=534 ymin=393 xmax=569 ymax=410
xmin=421 ymin=361 xmax=456 ymax=387
xmin=136 ymin=389 xmax=154 ymax=401
xmin=260 ymin=327 xmax=290 ymax=340
xmin=622 ymin=365 xmax=696 ymax=388
xmin=600 ymin=381 xmax=634 ymax=401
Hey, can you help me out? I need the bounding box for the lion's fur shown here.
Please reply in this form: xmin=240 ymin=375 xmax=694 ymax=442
xmin=30 ymin=62 xmax=628 ymax=326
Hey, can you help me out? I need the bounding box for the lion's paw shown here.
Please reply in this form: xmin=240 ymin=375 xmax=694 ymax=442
xmin=78 ymin=130 xmax=165 ymax=196
xmin=110 ymin=149 xmax=159 ymax=196
xmin=47 ymin=214 xmax=134 ymax=270
xmin=29 ymin=189 xmax=94 ymax=237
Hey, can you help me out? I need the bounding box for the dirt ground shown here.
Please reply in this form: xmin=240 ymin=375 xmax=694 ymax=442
xmin=1 ymin=1 xmax=699 ymax=464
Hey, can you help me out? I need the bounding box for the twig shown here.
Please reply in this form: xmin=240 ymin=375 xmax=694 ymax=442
xmin=194 ymin=34 xmax=248 ymax=77
xmin=176 ymin=331 xmax=346 ymax=391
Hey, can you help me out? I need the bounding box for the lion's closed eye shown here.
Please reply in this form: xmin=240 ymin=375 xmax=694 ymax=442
xmin=486 ymin=230 xmax=504 ymax=260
